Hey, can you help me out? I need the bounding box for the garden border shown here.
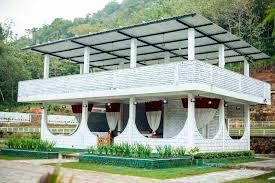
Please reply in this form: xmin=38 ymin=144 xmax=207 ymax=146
xmin=0 ymin=148 xmax=59 ymax=159
xmin=79 ymin=154 xmax=192 ymax=169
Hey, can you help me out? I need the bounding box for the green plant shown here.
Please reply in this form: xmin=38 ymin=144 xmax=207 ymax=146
xmin=194 ymin=150 xmax=255 ymax=159
xmin=38 ymin=165 xmax=73 ymax=183
xmin=97 ymin=145 xmax=104 ymax=155
xmin=173 ymin=147 xmax=186 ymax=157
xmin=4 ymin=137 xmax=55 ymax=151
xmin=187 ymin=147 xmax=200 ymax=165
xmin=133 ymin=144 xmax=152 ymax=158
xmin=156 ymin=145 xmax=186 ymax=158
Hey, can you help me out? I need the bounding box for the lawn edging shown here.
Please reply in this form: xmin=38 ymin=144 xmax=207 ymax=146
xmin=0 ymin=148 xmax=58 ymax=159
xmin=79 ymin=154 xmax=192 ymax=169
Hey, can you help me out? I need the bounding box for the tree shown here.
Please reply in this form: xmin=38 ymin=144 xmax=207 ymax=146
xmin=263 ymin=7 xmax=275 ymax=37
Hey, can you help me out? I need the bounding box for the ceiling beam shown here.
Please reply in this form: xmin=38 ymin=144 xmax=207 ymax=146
xmin=176 ymin=19 xmax=254 ymax=61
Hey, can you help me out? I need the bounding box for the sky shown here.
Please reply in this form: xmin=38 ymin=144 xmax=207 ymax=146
xmin=0 ymin=0 xmax=121 ymax=37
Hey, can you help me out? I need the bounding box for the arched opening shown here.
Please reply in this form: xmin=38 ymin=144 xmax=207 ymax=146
xmin=182 ymin=97 xmax=220 ymax=139
xmin=135 ymin=98 xmax=186 ymax=138
xmin=225 ymin=103 xmax=245 ymax=139
xmin=88 ymin=103 xmax=128 ymax=143
xmin=45 ymin=103 xmax=90 ymax=135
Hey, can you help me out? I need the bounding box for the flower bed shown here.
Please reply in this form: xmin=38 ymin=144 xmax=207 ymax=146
xmin=79 ymin=154 xmax=192 ymax=169
xmin=0 ymin=148 xmax=58 ymax=159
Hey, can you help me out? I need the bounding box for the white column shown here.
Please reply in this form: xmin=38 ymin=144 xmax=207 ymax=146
xmin=43 ymin=55 xmax=50 ymax=79
xmin=130 ymin=38 xmax=137 ymax=68
xmin=41 ymin=103 xmax=48 ymax=139
xmin=218 ymin=44 xmax=225 ymax=68
xmin=118 ymin=104 xmax=123 ymax=134
xmin=244 ymin=59 xmax=249 ymax=76
xmin=188 ymin=28 xmax=195 ymax=61
xmin=84 ymin=47 xmax=90 ymax=74
xmin=219 ymin=100 xmax=225 ymax=151
xmin=227 ymin=118 xmax=230 ymax=135
xmin=80 ymin=64 xmax=84 ymax=74
xmin=128 ymin=97 xmax=136 ymax=144
xmin=164 ymin=52 xmax=170 ymax=63
xmin=244 ymin=104 xmax=250 ymax=150
xmin=187 ymin=93 xmax=195 ymax=148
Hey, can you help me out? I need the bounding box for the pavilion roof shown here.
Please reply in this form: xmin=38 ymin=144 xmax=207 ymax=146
xmin=24 ymin=13 xmax=270 ymax=71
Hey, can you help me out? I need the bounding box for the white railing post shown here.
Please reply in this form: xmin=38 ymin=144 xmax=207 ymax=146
xmin=188 ymin=28 xmax=195 ymax=61
xmin=130 ymin=38 xmax=137 ymax=68
xmin=43 ymin=54 xmax=50 ymax=79
xmin=174 ymin=63 xmax=179 ymax=85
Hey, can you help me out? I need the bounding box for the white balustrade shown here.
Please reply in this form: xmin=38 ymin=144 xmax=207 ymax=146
xmin=18 ymin=60 xmax=271 ymax=104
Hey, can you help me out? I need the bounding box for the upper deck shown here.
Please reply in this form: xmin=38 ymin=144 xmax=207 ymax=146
xmin=18 ymin=60 xmax=271 ymax=104
xmin=18 ymin=13 xmax=271 ymax=105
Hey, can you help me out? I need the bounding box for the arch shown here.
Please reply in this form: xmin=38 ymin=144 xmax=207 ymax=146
xmin=40 ymin=102 xmax=98 ymax=149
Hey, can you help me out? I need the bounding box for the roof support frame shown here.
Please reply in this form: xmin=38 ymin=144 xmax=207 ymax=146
xmin=31 ymin=48 xmax=108 ymax=71
xmin=85 ymin=45 xmax=252 ymax=64
xmin=117 ymin=30 xmax=188 ymax=60
xmin=58 ymin=31 xmax=230 ymax=60
xmin=70 ymin=40 xmax=146 ymax=66
xmin=50 ymin=23 xmax=214 ymax=55
xmin=176 ymin=19 xmax=253 ymax=61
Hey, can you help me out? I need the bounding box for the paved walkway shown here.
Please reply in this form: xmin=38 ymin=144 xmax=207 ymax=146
xmin=168 ymin=169 xmax=267 ymax=183
xmin=0 ymin=159 xmax=271 ymax=183
xmin=234 ymin=159 xmax=275 ymax=171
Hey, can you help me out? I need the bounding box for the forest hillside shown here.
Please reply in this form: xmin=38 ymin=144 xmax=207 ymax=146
xmin=0 ymin=0 xmax=274 ymax=110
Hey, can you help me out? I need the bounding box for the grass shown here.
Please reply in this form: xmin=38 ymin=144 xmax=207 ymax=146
xmin=205 ymin=158 xmax=266 ymax=165
xmin=226 ymin=171 xmax=275 ymax=183
xmin=60 ymin=162 xmax=228 ymax=179
xmin=0 ymin=154 xmax=34 ymax=160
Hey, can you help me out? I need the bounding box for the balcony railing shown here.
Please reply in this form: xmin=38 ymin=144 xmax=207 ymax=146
xmin=18 ymin=60 xmax=271 ymax=104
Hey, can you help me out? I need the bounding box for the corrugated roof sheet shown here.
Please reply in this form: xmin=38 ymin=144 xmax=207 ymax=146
xmin=24 ymin=13 xmax=270 ymax=71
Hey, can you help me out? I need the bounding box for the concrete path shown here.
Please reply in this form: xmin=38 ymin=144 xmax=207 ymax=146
xmin=167 ymin=169 xmax=268 ymax=183
xmin=233 ymin=159 xmax=275 ymax=171
xmin=0 ymin=159 xmax=271 ymax=183
xmin=0 ymin=160 xmax=160 ymax=183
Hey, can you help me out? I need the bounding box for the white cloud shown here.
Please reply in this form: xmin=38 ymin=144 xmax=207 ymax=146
xmin=0 ymin=0 xmax=117 ymax=37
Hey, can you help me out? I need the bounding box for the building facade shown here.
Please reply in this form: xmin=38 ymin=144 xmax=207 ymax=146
xmin=18 ymin=13 xmax=271 ymax=152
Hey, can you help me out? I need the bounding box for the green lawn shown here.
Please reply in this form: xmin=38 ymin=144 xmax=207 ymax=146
xmin=60 ymin=162 xmax=228 ymax=179
xmin=226 ymin=171 xmax=275 ymax=183
xmin=0 ymin=155 xmax=34 ymax=160
xmin=204 ymin=158 xmax=266 ymax=165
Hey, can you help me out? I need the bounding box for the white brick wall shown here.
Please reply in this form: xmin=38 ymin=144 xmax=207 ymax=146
xmin=40 ymin=99 xmax=250 ymax=151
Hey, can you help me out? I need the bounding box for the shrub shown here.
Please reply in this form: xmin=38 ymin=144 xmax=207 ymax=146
xmin=156 ymin=145 xmax=172 ymax=158
xmin=194 ymin=150 xmax=255 ymax=159
xmin=133 ymin=144 xmax=152 ymax=158
xmin=87 ymin=143 xmax=152 ymax=158
xmin=4 ymin=137 xmax=55 ymax=151
xmin=156 ymin=145 xmax=186 ymax=158
xmin=173 ymin=147 xmax=186 ymax=157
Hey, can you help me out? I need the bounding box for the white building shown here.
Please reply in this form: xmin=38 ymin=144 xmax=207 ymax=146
xmin=18 ymin=13 xmax=271 ymax=151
